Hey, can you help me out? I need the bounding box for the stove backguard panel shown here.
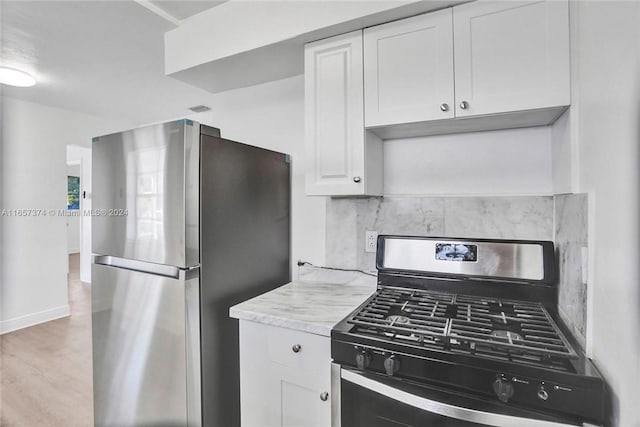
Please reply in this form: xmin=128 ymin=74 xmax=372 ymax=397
xmin=380 ymin=238 xmax=549 ymax=283
xmin=326 ymin=195 xmax=588 ymax=345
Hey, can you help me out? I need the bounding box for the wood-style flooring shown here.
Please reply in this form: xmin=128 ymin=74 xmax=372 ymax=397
xmin=1 ymin=254 xmax=93 ymax=426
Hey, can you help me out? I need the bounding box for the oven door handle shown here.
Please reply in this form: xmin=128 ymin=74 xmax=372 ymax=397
xmin=341 ymin=369 xmax=583 ymax=427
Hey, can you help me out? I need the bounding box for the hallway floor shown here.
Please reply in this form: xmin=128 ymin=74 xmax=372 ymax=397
xmin=0 ymin=254 xmax=93 ymax=426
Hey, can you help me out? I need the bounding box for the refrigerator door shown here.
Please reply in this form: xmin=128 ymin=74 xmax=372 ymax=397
xmin=200 ymin=135 xmax=291 ymax=426
xmin=92 ymin=120 xmax=200 ymax=268
xmin=92 ymin=257 xmax=201 ymax=427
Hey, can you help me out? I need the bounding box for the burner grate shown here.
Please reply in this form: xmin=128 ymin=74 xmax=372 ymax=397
xmin=347 ymin=287 xmax=578 ymax=367
xmin=348 ymin=288 xmax=450 ymax=342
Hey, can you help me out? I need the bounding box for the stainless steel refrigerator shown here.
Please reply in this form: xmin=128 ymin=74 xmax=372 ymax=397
xmin=91 ymin=120 xmax=290 ymax=427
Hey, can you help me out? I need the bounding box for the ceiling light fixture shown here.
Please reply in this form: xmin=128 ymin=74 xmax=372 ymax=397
xmin=0 ymin=67 xmax=36 ymax=87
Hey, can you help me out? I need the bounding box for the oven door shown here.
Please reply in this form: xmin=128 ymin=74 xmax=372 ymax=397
xmin=340 ymin=368 xmax=583 ymax=427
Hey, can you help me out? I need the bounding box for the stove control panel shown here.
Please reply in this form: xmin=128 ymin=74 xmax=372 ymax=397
xmin=495 ymin=374 xmax=577 ymax=408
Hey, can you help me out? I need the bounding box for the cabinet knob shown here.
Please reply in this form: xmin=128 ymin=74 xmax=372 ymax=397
xmin=440 ymin=103 xmax=449 ymax=112
xmin=291 ymin=344 xmax=302 ymax=353
xmin=459 ymin=101 xmax=469 ymax=110
xmin=353 ymin=176 xmax=361 ymax=183
xmin=320 ymin=392 xmax=329 ymax=401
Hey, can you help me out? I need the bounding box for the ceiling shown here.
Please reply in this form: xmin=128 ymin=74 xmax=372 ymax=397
xmin=149 ymin=1 xmax=227 ymax=21
xmin=0 ymin=1 xmax=225 ymax=125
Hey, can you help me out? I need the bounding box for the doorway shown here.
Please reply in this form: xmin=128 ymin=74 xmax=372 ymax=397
xmin=66 ymin=164 xmax=81 ymax=255
xmin=66 ymin=145 xmax=92 ymax=283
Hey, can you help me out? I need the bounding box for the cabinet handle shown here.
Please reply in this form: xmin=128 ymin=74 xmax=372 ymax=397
xmin=320 ymin=392 xmax=329 ymax=401
xmin=440 ymin=103 xmax=449 ymax=112
xmin=353 ymin=176 xmax=361 ymax=183
xmin=292 ymin=344 xmax=302 ymax=353
xmin=459 ymin=101 xmax=469 ymax=110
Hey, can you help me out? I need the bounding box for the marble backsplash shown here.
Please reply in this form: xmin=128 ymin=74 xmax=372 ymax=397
xmin=325 ymin=194 xmax=587 ymax=346
xmin=326 ymin=196 xmax=554 ymax=271
xmin=554 ymin=193 xmax=588 ymax=347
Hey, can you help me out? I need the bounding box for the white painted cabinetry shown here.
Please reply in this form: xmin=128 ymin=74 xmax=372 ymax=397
xmin=453 ymin=0 xmax=570 ymax=117
xmin=364 ymin=8 xmax=455 ymax=126
xmin=304 ymin=30 xmax=383 ymax=196
xmin=304 ymin=0 xmax=570 ymax=195
xmin=239 ymin=320 xmax=332 ymax=427
xmin=363 ymin=0 xmax=570 ymax=135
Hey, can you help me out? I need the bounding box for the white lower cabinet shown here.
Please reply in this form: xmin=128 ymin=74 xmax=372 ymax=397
xmin=239 ymin=320 xmax=332 ymax=427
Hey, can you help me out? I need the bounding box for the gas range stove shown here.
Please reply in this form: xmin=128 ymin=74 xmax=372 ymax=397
xmin=332 ymin=236 xmax=605 ymax=427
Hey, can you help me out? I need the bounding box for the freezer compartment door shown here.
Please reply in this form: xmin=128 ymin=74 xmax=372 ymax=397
xmin=92 ymin=259 xmax=201 ymax=427
xmin=92 ymin=120 xmax=200 ymax=268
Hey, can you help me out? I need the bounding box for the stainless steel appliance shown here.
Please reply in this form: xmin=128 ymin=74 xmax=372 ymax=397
xmin=91 ymin=120 xmax=290 ymax=427
xmin=332 ymin=236 xmax=605 ymax=427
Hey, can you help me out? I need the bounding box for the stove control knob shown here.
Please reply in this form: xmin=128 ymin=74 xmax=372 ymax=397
xmin=537 ymin=385 xmax=549 ymax=401
xmin=355 ymin=350 xmax=372 ymax=370
xmin=383 ymin=355 xmax=400 ymax=376
xmin=492 ymin=377 xmax=515 ymax=403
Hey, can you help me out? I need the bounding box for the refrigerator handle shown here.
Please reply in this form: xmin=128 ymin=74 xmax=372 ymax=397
xmin=93 ymin=255 xmax=184 ymax=279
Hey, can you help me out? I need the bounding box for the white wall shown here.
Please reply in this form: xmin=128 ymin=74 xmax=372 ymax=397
xmin=384 ymin=126 xmax=553 ymax=196
xmin=66 ymin=164 xmax=81 ymax=253
xmin=550 ymin=109 xmax=574 ymax=194
xmin=0 ymin=97 xmax=130 ymax=334
xmin=570 ymin=2 xmax=640 ymax=425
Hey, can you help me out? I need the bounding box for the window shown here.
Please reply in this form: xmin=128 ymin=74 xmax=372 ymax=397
xmin=67 ymin=176 xmax=80 ymax=210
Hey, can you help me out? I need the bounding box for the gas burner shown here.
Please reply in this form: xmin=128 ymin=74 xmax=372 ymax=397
xmin=491 ymin=330 xmax=523 ymax=342
xmin=487 ymin=301 xmax=516 ymax=315
xmin=386 ymin=315 xmax=411 ymax=325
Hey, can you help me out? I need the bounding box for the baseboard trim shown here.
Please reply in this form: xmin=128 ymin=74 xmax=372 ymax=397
xmin=0 ymin=304 xmax=71 ymax=335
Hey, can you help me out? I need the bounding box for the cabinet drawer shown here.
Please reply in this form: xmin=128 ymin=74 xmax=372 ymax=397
xmin=266 ymin=324 xmax=330 ymax=372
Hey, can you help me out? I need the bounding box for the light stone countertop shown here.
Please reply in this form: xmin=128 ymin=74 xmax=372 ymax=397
xmin=229 ymin=267 xmax=377 ymax=337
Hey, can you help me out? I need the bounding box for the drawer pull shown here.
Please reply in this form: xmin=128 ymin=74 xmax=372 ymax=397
xmin=292 ymin=344 xmax=302 ymax=353
xmin=320 ymin=392 xmax=329 ymax=401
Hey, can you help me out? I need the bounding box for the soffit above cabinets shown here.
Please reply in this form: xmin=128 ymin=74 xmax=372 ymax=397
xmin=164 ymin=0 xmax=468 ymax=93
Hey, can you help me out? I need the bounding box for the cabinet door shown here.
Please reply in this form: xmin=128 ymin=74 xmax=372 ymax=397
xmin=266 ymin=323 xmax=331 ymax=427
xmin=364 ymin=9 xmax=455 ymax=127
xmin=453 ymin=0 xmax=570 ymax=117
xmin=305 ymin=31 xmax=381 ymax=196
xmin=239 ymin=321 xmax=331 ymax=427
xmin=276 ymin=366 xmax=331 ymax=427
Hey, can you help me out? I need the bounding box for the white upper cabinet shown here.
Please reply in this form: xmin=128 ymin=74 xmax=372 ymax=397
xmin=364 ymin=9 xmax=455 ymax=127
xmin=453 ymin=0 xmax=570 ymax=117
xmin=305 ymin=30 xmax=383 ymax=196
xmin=304 ymin=0 xmax=570 ymax=195
xmin=360 ymin=0 xmax=570 ymax=136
